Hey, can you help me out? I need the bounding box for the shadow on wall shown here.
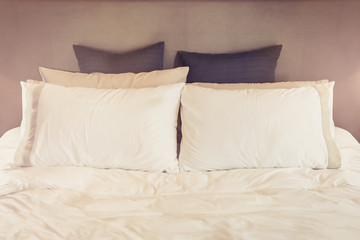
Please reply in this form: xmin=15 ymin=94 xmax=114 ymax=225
xmin=334 ymin=67 xmax=360 ymax=141
xmin=0 ymin=74 xmax=22 ymax=136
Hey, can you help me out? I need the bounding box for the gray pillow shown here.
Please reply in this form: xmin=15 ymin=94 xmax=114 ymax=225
xmin=73 ymin=42 xmax=164 ymax=74
xmin=178 ymin=45 xmax=282 ymax=83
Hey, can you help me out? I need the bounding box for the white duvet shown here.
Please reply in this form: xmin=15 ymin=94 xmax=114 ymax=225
xmin=1 ymin=127 xmax=360 ymax=240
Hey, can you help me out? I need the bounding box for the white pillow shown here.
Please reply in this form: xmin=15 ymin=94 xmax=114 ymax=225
xmin=179 ymin=85 xmax=328 ymax=171
xmin=39 ymin=67 xmax=189 ymax=88
xmin=15 ymin=81 xmax=184 ymax=172
xmin=0 ymin=127 xmax=20 ymax=170
xmin=193 ymin=80 xmax=340 ymax=169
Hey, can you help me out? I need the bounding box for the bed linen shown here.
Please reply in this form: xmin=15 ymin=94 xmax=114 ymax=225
xmin=192 ymin=80 xmax=340 ymax=169
xmin=15 ymin=81 xmax=183 ymax=171
xmin=178 ymin=45 xmax=282 ymax=84
xmin=180 ymin=85 xmax=328 ymax=170
xmin=1 ymin=127 xmax=360 ymax=239
xmin=73 ymin=41 xmax=165 ymax=74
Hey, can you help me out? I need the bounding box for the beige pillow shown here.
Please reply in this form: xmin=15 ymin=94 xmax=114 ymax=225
xmin=39 ymin=66 xmax=189 ymax=89
xmin=192 ymin=80 xmax=340 ymax=169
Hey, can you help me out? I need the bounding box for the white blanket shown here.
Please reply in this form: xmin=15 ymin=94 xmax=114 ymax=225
xmin=0 ymin=127 xmax=360 ymax=239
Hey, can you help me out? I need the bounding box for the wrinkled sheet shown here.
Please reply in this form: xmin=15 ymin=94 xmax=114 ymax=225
xmin=0 ymin=127 xmax=360 ymax=239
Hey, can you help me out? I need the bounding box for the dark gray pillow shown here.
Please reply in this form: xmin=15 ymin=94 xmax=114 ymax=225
xmin=178 ymin=45 xmax=282 ymax=83
xmin=73 ymin=42 xmax=164 ymax=74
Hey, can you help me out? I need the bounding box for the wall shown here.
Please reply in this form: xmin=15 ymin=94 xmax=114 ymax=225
xmin=1 ymin=0 xmax=360 ymax=140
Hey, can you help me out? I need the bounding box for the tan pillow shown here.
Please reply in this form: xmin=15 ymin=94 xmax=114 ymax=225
xmin=192 ymin=80 xmax=340 ymax=169
xmin=39 ymin=66 xmax=189 ymax=89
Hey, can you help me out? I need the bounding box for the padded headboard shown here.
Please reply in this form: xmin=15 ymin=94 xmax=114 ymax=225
xmin=1 ymin=0 xmax=360 ymax=140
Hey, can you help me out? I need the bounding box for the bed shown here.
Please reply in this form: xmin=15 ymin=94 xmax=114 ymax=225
xmin=1 ymin=126 xmax=360 ymax=239
xmin=1 ymin=43 xmax=360 ymax=239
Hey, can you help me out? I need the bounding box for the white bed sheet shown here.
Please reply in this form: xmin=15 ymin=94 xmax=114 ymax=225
xmin=0 ymin=127 xmax=360 ymax=239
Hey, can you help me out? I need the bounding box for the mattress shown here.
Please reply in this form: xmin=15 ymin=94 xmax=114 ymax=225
xmin=0 ymin=127 xmax=360 ymax=239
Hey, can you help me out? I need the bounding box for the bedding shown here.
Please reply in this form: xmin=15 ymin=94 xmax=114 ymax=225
xmin=15 ymin=81 xmax=184 ymax=171
xmin=39 ymin=66 xmax=189 ymax=150
xmin=39 ymin=66 xmax=189 ymax=89
xmin=2 ymin=43 xmax=359 ymax=238
xmin=0 ymin=127 xmax=360 ymax=239
xmin=193 ymin=80 xmax=340 ymax=169
xmin=178 ymin=45 xmax=282 ymax=83
xmin=73 ymin=41 xmax=165 ymax=74
xmin=180 ymin=84 xmax=327 ymax=171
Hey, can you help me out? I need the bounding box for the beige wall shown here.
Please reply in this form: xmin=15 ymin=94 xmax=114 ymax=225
xmin=1 ymin=0 xmax=360 ymax=140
